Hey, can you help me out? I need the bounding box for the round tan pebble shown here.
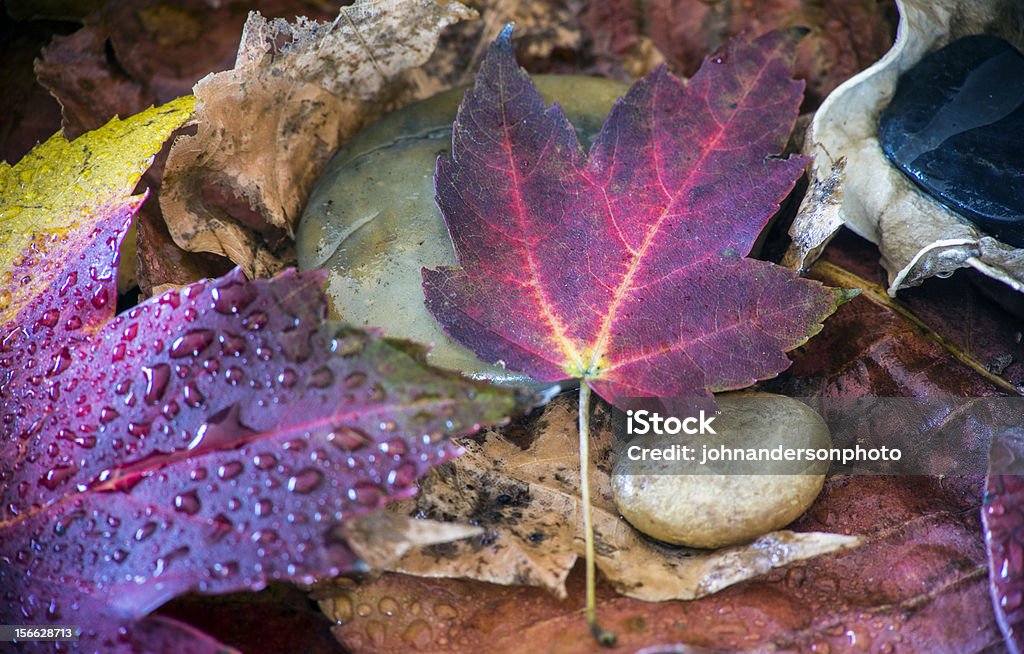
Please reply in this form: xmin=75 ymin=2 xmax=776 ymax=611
xmin=611 ymin=392 xmax=830 ymax=549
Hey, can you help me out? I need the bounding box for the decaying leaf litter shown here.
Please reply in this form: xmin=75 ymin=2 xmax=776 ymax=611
xmin=2 ymin=0 xmax=1024 ymax=650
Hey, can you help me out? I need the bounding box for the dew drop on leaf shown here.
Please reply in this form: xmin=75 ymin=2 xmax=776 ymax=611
xmin=169 ymin=329 xmax=215 ymax=359
xmin=344 ymin=372 xmax=366 ymax=389
xmin=142 ymin=363 xmax=170 ymax=405
xmin=133 ymin=522 xmax=157 ymax=542
xmin=252 ymin=453 xmax=277 ymax=470
xmin=310 ymin=366 xmax=334 ymax=388
xmin=277 ymin=368 xmax=298 ymax=388
xmin=47 ymin=347 xmax=72 ymax=377
xmin=225 ymin=366 xmax=244 ymax=385
xmin=173 ymin=490 xmax=201 ymax=515
xmin=327 ymin=427 xmax=371 ymax=451
xmin=243 ymin=311 xmax=269 ymax=331
xmin=40 ymin=464 xmax=77 ymax=490
xmin=211 ymin=281 xmax=256 ymax=315
xmin=348 ymin=481 xmax=383 ymax=507
xmin=253 ymin=499 xmax=273 ymax=517
xmin=287 ymin=468 xmax=323 ymax=494
xmin=217 ymin=461 xmax=244 ymax=480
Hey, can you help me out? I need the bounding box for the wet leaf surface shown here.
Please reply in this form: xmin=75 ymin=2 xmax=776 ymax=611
xmin=322 ymin=472 xmax=999 ymax=653
xmin=0 ymin=99 xmax=521 ymax=652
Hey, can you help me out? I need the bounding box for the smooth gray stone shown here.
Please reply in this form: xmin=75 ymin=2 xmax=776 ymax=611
xmin=297 ymin=76 xmax=627 ymax=384
xmin=879 ymin=35 xmax=1024 ymax=247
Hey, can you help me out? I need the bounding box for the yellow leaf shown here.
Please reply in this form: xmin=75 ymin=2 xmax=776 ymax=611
xmin=0 ymin=96 xmax=195 ymax=326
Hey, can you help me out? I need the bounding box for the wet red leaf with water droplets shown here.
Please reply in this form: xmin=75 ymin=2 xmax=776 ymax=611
xmin=0 ymin=102 xmax=520 ymax=652
xmin=985 ymin=432 xmax=1024 ymax=654
xmin=423 ymin=27 xmax=847 ymax=407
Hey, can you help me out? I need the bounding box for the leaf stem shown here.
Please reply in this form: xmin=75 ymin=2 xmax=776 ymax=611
xmin=578 ymin=382 xmax=615 ymax=646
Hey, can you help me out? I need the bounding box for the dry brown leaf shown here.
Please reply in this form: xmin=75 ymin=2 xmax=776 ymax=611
xmin=367 ymin=395 xmax=857 ymax=601
xmin=159 ymin=0 xmax=477 ymax=278
xmin=343 ymin=511 xmax=484 ymax=572
xmin=787 ymin=0 xmax=1024 ymax=293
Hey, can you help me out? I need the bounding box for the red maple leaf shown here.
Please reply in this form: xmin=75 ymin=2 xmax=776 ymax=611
xmin=0 ymin=101 xmax=520 ymax=652
xmin=423 ymin=27 xmax=848 ymax=407
xmin=422 ymin=26 xmax=850 ymax=640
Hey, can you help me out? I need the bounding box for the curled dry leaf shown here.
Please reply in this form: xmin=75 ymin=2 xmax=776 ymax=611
xmin=159 ymin=0 xmax=476 ymax=278
xmin=339 ymin=395 xmax=857 ymax=602
xmin=787 ymin=0 xmax=1024 ymax=293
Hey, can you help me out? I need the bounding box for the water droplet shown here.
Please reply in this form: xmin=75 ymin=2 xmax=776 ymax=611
xmin=387 ymin=463 xmax=417 ymax=490
xmin=154 ymin=546 xmax=190 ymax=576
xmin=310 ymin=366 xmax=334 ymax=388
xmin=170 ymin=329 xmax=215 ymax=359
xmin=210 ymin=513 xmax=234 ymax=541
xmin=64 ymin=316 xmax=82 ymax=331
xmin=402 ymin=619 xmax=433 ymax=650
xmin=987 ymin=501 xmax=1006 ymax=517
xmin=91 ymin=288 xmax=109 ymax=310
xmin=189 ymin=467 xmax=208 ymax=481
xmin=54 ymin=510 xmax=85 ymax=536
xmin=122 ymin=323 xmax=139 ymax=341
xmin=40 ymin=464 xmax=77 ymax=490
xmin=278 ymin=369 xmax=298 ymax=388
xmin=369 ymin=384 xmax=387 ymax=402
xmin=127 ymin=422 xmax=150 ymax=438
xmin=327 ymin=427 xmax=371 ymax=451
xmin=331 ymin=334 xmax=364 ymax=356
xmin=379 ymin=438 xmax=407 ymax=456
xmin=218 ymin=461 xmax=244 ymax=480
xmin=356 ymin=603 xmax=373 ymax=617
xmin=225 ymin=366 xmax=245 ymax=385
xmin=366 ymin=621 xmax=385 ymax=647
xmin=183 ymin=382 xmax=205 ymax=408
xmin=434 ymin=603 xmax=458 ymax=619
xmin=347 ymin=481 xmax=383 ymax=507
xmin=243 ymin=311 xmax=269 ymax=331
xmin=212 ymin=282 xmax=256 ymax=315
xmin=110 ymin=549 xmax=128 ymax=563
xmin=378 ymin=597 xmax=400 ymax=616
xmin=142 ymin=363 xmax=171 ymax=405
xmin=330 ymin=596 xmax=354 ymax=623
xmin=253 ymin=453 xmax=278 ymax=470
xmin=251 ymin=529 xmax=279 ymax=544
xmin=210 ymin=561 xmax=240 ymax=578
xmin=254 ymin=499 xmax=273 ymax=517
xmin=111 ymin=342 xmax=127 ymax=362
xmin=134 ymin=522 xmax=157 ymax=542
xmin=344 ymin=372 xmax=367 ymax=389
xmin=173 ymin=490 xmax=201 ymax=515
xmin=287 ymin=468 xmax=323 ymax=494
xmin=38 ymin=309 xmax=60 ymax=328
xmin=99 ymin=407 xmax=119 ymax=423
xmin=220 ymin=333 xmax=247 ymax=357
xmin=48 ymin=347 xmax=72 ymax=377
xmin=73 ymin=434 xmax=97 ymax=449
xmin=162 ymin=400 xmax=180 ymax=419
xmin=1003 ymin=591 xmax=1023 ymax=612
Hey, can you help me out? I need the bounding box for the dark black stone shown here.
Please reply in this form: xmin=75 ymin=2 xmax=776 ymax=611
xmin=879 ymin=35 xmax=1024 ymax=247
